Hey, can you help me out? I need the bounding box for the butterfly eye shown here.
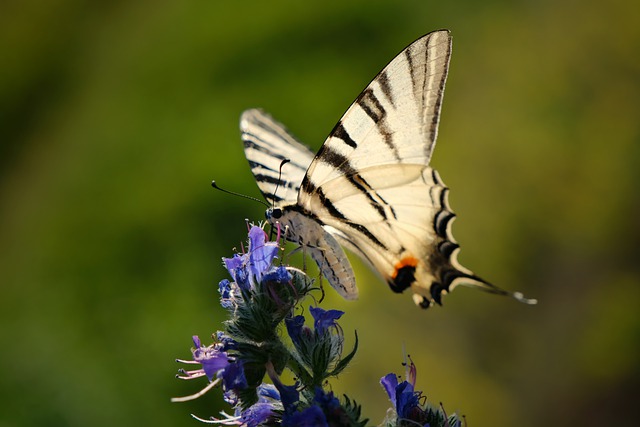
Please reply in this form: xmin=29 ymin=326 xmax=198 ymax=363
xmin=267 ymin=207 xmax=283 ymax=220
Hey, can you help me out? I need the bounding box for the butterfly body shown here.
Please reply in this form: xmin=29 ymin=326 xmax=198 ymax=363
xmin=267 ymin=205 xmax=357 ymax=299
xmin=241 ymin=30 xmax=536 ymax=308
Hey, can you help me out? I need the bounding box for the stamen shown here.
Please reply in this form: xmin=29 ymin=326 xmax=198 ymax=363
xmin=275 ymin=221 xmax=282 ymax=242
xmin=176 ymin=370 xmax=206 ymax=380
xmin=171 ymin=378 xmax=220 ymax=402
xmin=190 ymin=412 xmax=241 ymax=424
xmin=440 ymin=402 xmax=449 ymax=427
xmin=175 ymin=358 xmax=199 ymax=365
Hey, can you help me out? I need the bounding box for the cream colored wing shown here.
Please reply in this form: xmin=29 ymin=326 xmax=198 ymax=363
xmin=296 ymin=30 xmax=535 ymax=307
xmin=241 ymin=108 xmax=314 ymax=206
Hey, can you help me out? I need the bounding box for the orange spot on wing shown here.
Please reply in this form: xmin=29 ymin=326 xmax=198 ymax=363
xmin=391 ymin=255 xmax=419 ymax=279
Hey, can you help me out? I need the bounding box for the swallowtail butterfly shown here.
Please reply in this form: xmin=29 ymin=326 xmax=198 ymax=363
xmin=240 ymin=30 xmax=536 ymax=308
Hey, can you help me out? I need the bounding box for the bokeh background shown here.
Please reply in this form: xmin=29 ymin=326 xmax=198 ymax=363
xmin=1 ymin=1 xmax=639 ymax=426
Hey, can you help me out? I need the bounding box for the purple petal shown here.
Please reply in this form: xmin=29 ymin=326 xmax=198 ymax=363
xmin=309 ymin=307 xmax=344 ymax=334
xmin=221 ymin=361 xmax=247 ymax=391
xmin=395 ymin=381 xmax=419 ymax=418
xmin=248 ymin=226 xmax=267 ymax=251
xmin=247 ymin=226 xmax=279 ymax=280
xmin=273 ymin=380 xmax=299 ymax=415
xmin=192 ymin=335 xmax=202 ymax=348
xmin=285 ymin=315 xmax=306 ymax=346
xmin=380 ymin=373 xmax=399 ymax=406
xmin=234 ymin=266 xmax=250 ymax=291
xmin=239 ymin=402 xmax=276 ymax=427
xmin=223 ymin=254 xmax=245 ymax=280
xmin=192 ymin=346 xmax=230 ymax=380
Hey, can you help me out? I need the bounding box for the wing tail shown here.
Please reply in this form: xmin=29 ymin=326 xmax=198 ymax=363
xmin=448 ymin=271 xmax=538 ymax=305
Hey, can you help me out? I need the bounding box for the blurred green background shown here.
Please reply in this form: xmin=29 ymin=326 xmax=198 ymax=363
xmin=1 ymin=1 xmax=639 ymax=426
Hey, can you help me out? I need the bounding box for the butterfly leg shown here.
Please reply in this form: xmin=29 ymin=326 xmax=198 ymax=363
xmin=303 ymin=244 xmax=327 ymax=303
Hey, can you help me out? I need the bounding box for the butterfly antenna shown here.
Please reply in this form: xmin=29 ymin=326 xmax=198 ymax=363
xmin=271 ymin=159 xmax=290 ymax=208
xmin=211 ymin=180 xmax=269 ymax=207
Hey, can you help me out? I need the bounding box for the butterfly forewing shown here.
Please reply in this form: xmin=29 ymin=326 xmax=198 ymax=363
xmin=241 ymin=109 xmax=315 ymax=205
xmin=299 ymin=30 xmax=451 ymax=194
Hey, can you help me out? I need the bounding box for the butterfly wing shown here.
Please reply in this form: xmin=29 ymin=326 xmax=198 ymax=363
xmin=300 ymin=30 xmax=451 ymax=190
xmin=241 ymin=108 xmax=315 ymax=206
xmin=241 ymin=109 xmax=358 ymax=299
xmin=298 ymin=30 xmax=535 ymax=307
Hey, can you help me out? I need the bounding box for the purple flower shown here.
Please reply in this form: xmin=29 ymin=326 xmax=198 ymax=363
xmin=381 ymin=373 xmax=421 ymax=420
xmin=218 ymin=279 xmax=234 ymax=308
xmin=198 ymin=384 xmax=283 ymax=426
xmin=222 ymin=226 xmax=280 ymax=292
xmin=174 ymin=222 xmax=367 ymax=425
xmin=281 ymin=390 xmax=347 ymax=427
xmin=312 ymin=387 xmax=341 ymax=413
xmin=312 ymin=387 xmax=354 ymax=425
xmin=285 ymin=314 xmax=309 ymax=346
xmin=270 ymin=376 xmax=299 ymax=415
xmin=285 ymin=308 xmax=345 ymax=345
xmin=262 ymin=265 xmax=292 ymax=284
xmin=381 ymin=358 xmax=432 ymax=423
xmin=237 ymin=402 xmax=277 ymax=426
xmin=309 ymin=306 xmax=344 ymax=335
xmin=216 ymin=330 xmax=237 ymax=351
xmin=282 ymin=405 xmax=328 ymax=427
xmin=247 ymin=226 xmax=279 ymax=282
xmin=381 ymin=359 xmax=464 ymax=426
xmin=173 ymin=335 xmax=246 ymax=403
xmin=223 ymin=254 xmax=244 ymax=276
xmin=190 ymin=336 xmax=230 ymax=381
xmin=236 ymin=386 xmax=279 ymax=425
xmin=223 ymin=254 xmax=249 ymax=290
xmin=218 ymin=279 xmax=232 ymax=298
xmin=220 ymin=359 xmax=247 ymax=392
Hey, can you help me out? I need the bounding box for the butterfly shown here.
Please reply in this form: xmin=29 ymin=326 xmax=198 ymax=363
xmin=240 ymin=30 xmax=536 ymax=308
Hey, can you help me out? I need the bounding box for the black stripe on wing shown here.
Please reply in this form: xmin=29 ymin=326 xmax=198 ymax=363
xmin=243 ymin=134 xmax=309 ymax=173
xmin=377 ymin=71 xmax=394 ymax=104
xmin=332 ymin=123 xmax=357 ymax=148
xmin=298 ymin=180 xmax=387 ymax=251
xmin=353 ymin=87 xmax=400 ymax=161
xmin=428 ymin=54 xmax=450 ymax=144
xmin=303 ymin=145 xmax=396 ymax=222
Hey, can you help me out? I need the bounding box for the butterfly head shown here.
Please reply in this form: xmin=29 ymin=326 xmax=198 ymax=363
xmin=265 ymin=207 xmax=283 ymax=221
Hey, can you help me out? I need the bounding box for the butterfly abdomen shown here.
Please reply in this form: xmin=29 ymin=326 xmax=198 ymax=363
xmin=270 ymin=206 xmax=359 ymax=300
